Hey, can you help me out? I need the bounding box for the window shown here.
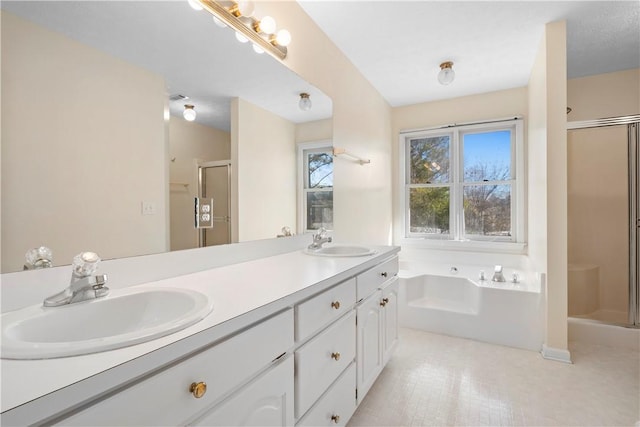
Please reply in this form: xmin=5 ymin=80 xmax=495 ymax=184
xmin=401 ymin=119 xmax=524 ymax=246
xmin=298 ymin=142 xmax=333 ymax=232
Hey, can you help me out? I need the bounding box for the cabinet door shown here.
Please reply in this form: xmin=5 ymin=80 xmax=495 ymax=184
xmin=355 ymin=291 xmax=382 ymax=403
xmin=191 ymin=356 xmax=294 ymax=427
xmin=381 ymin=278 xmax=399 ymax=364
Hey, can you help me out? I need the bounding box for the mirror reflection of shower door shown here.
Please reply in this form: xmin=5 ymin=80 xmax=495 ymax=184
xmin=198 ymin=161 xmax=231 ymax=247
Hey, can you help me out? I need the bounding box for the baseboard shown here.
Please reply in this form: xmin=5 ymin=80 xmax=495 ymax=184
xmin=541 ymin=344 xmax=572 ymax=363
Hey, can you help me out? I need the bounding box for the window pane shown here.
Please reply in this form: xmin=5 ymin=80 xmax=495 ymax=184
xmin=463 ymin=130 xmax=511 ymax=182
xmin=307 ymin=191 xmax=333 ymax=230
xmin=307 ymin=152 xmax=333 ymax=188
xmin=409 ymin=188 xmax=450 ymax=234
xmin=408 ymin=136 xmax=450 ymax=184
xmin=463 ymin=185 xmax=511 ymax=237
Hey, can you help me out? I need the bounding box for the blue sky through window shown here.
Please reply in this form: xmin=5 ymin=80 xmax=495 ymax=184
xmin=463 ymin=130 xmax=511 ymax=180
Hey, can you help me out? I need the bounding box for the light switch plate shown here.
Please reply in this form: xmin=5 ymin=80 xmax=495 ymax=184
xmin=141 ymin=201 xmax=156 ymax=215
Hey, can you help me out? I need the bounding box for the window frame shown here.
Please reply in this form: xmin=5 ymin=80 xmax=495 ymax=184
xmin=297 ymin=140 xmax=334 ymax=234
xmin=399 ymin=119 xmax=525 ymax=252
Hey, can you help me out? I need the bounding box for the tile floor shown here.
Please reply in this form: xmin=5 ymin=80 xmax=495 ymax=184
xmin=348 ymin=328 xmax=639 ymax=426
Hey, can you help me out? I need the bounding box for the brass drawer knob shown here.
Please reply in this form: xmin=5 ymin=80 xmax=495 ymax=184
xmin=331 ymin=301 xmax=341 ymax=310
xmin=381 ymin=272 xmax=388 ymax=278
xmin=331 ymin=352 xmax=341 ymax=361
xmin=382 ymin=297 xmax=389 ymax=304
xmin=331 ymin=414 xmax=340 ymax=424
xmin=189 ymin=382 xmax=207 ymax=399
xmin=380 ymin=300 xmax=387 ymax=307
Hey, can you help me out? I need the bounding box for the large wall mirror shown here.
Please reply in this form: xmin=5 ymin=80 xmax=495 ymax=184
xmin=1 ymin=1 xmax=333 ymax=273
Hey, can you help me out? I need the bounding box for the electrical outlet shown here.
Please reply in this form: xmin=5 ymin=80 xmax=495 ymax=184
xmin=141 ymin=201 xmax=156 ymax=215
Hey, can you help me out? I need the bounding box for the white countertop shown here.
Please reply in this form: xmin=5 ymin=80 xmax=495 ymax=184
xmin=1 ymin=245 xmax=399 ymax=418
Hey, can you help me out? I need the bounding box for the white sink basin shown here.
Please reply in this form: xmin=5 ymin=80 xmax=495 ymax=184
xmin=1 ymin=287 xmax=213 ymax=359
xmin=304 ymin=245 xmax=377 ymax=257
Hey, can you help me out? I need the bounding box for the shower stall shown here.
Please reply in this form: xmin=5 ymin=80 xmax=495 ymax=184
xmin=567 ymin=115 xmax=640 ymax=329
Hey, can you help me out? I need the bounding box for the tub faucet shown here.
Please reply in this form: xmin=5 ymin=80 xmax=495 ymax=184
xmin=308 ymin=227 xmax=332 ymax=250
xmin=43 ymin=252 xmax=109 ymax=307
xmin=492 ymin=265 xmax=506 ymax=282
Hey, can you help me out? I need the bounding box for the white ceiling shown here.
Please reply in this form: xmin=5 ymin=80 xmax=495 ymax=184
xmin=4 ymin=1 xmax=638 ymax=124
xmin=298 ymin=1 xmax=640 ymax=107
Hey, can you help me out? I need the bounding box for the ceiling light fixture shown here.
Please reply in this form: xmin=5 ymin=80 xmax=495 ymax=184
xmin=299 ymin=93 xmax=312 ymax=111
xmin=438 ymin=61 xmax=455 ymax=85
xmin=187 ymin=0 xmax=203 ymax=11
xmin=183 ymin=104 xmax=196 ymax=121
xmin=190 ymin=0 xmax=290 ymax=60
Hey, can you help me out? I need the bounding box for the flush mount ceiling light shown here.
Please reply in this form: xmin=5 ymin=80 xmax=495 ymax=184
xmin=183 ymin=104 xmax=196 ymax=121
xmin=299 ymin=93 xmax=312 ymax=111
xmin=188 ymin=0 xmax=290 ymax=60
xmin=438 ymin=61 xmax=455 ymax=85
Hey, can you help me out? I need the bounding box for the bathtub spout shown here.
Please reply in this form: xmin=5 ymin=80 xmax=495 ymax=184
xmin=492 ymin=265 xmax=506 ymax=282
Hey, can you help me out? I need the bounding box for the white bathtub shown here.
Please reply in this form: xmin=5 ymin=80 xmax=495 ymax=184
xmin=399 ymin=264 xmax=544 ymax=351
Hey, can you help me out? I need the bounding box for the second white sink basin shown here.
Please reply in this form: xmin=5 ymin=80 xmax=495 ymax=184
xmin=1 ymin=287 xmax=213 ymax=359
xmin=304 ymin=245 xmax=377 ymax=257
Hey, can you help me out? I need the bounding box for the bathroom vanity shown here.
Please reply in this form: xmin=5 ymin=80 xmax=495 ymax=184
xmin=0 ymin=243 xmax=399 ymax=426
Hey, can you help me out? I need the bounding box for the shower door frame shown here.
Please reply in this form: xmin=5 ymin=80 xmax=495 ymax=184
xmin=567 ymin=115 xmax=640 ymax=327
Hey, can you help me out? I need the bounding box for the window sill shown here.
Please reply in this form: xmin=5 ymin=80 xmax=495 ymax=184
xmin=398 ymin=237 xmax=527 ymax=255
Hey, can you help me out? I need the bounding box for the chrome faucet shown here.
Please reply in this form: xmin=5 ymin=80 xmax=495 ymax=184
xmin=492 ymin=265 xmax=506 ymax=282
xmin=308 ymin=227 xmax=332 ymax=250
xmin=43 ymin=252 xmax=109 ymax=307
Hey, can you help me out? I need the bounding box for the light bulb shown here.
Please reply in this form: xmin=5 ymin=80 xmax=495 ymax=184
xmin=438 ymin=61 xmax=455 ymax=85
xmin=213 ymin=16 xmax=227 ymax=28
xmin=187 ymin=0 xmax=203 ymax=11
xmin=183 ymin=105 xmax=196 ymax=121
xmin=235 ymin=32 xmax=249 ymax=43
xmin=258 ymin=16 xmax=276 ymax=34
xmin=299 ymin=93 xmax=312 ymax=111
xmin=253 ymin=44 xmax=264 ymax=54
xmin=237 ymin=1 xmax=255 ymax=17
xmin=274 ymin=29 xmax=291 ymax=47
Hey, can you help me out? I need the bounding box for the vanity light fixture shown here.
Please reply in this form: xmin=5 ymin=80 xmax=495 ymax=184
xmin=298 ymin=93 xmax=312 ymax=111
xmin=187 ymin=0 xmax=203 ymax=11
xmin=438 ymin=61 xmax=455 ymax=85
xmin=189 ymin=0 xmax=290 ymax=60
xmin=183 ymin=104 xmax=197 ymax=122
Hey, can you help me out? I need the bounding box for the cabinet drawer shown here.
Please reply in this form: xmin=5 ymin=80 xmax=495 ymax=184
xmin=59 ymin=309 xmax=294 ymax=426
xmin=356 ymin=256 xmax=398 ymax=301
xmin=296 ymin=362 xmax=356 ymax=427
xmin=295 ymin=311 xmax=356 ymax=419
xmin=191 ymin=356 xmax=294 ymax=427
xmin=295 ymin=278 xmax=356 ymax=342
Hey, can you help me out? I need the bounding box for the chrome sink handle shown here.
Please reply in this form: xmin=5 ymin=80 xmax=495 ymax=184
xmin=43 ymin=252 xmax=110 ymax=307
xmin=308 ymin=227 xmax=333 ymax=250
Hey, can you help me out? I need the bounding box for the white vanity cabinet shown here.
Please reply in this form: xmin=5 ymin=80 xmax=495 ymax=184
xmin=355 ymin=257 xmax=399 ymax=403
xmin=1 ymin=247 xmax=401 ymax=427
xmin=57 ymin=309 xmax=294 ymax=426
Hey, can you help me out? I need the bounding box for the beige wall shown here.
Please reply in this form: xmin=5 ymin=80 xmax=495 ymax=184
xmin=232 ymin=98 xmax=297 ymax=242
xmin=295 ymin=118 xmax=333 ymax=144
xmin=1 ymin=11 xmax=168 ymax=273
xmin=169 ymin=117 xmax=230 ymax=251
xmin=528 ymin=21 xmax=568 ymax=353
xmin=267 ymin=1 xmax=393 ymax=245
xmin=567 ymin=69 xmax=640 ymax=121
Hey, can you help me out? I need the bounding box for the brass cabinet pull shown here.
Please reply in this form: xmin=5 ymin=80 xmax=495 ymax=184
xmin=380 ymin=300 xmax=387 ymax=307
xmin=331 ymin=414 xmax=340 ymax=424
xmin=381 ymin=272 xmax=388 ymax=278
xmin=382 ymin=298 xmax=389 ymax=304
xmin=331 ymin=301 xmax=341 ymax=310
xmin=331 ymin=352 xmax=341 ymax=361
xmin=189 ymin=382 xmax=207 ymax=399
